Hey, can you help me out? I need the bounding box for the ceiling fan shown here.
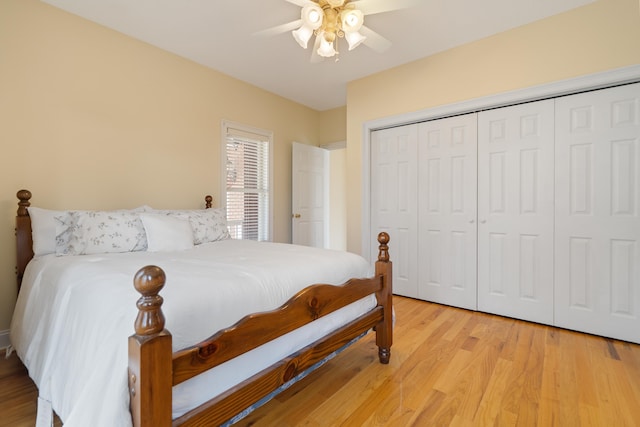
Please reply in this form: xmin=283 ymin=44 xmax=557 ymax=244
xmin=256 ymin=0 xmax=421 ymax=62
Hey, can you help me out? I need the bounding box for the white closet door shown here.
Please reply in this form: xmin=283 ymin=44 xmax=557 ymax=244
xmin=418 ymin=114 xmax=478 ymax=310
xmin=478 ymin=99 xmax=555 ymax=324
xmin=371 ymin=125 xmax=419 ymax=298
xmin=555 ymin=83 xmax=640 ymax=344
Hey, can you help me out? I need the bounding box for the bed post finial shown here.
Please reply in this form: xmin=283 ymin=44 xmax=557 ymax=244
xmin=133 ymin=266 xmax=166 ymax=335
xmin=205 ymin=195 xmax=213 ymax=209
xmin=129 ymin=265 xmax=172 ymax=427
xmin=17 ymin=189 xmax=32 ymax=217
xmin=377 ymin=232 xmax=390 ymax=262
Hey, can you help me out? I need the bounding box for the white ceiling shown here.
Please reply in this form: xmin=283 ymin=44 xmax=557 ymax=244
xmin=42 ymin=0 xmax=594 ymax=111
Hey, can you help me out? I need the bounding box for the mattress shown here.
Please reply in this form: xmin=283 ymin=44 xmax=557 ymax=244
xmin=10 ymin=239 xmax=375 ymax=427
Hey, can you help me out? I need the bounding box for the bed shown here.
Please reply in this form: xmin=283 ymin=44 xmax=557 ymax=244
xmin=11 ymin=189 xmax=393 ymax=426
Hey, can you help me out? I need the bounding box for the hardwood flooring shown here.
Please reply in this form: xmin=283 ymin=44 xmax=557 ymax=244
xmin=1 ymin=296 xmax=639 ymax=426
xmin=0 ymin=347 xmax=62 ymax=426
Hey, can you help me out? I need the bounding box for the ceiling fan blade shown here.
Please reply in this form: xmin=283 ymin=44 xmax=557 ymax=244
xmin=253 ymin=19 xmax=302 ymax=37
xmin=284 ymin=0 xmax=313 ymax=6
xmin=359 ymin=25 xmax=392 ymax=53
xmin=352 ymin=0 xmax=422 ymax=15
xmin=310 ymin=35 xmax=323 ymax=63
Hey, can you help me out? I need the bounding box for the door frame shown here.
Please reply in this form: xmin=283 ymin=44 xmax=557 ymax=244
xmin=361 ymin=64 xmax=640 ymax=260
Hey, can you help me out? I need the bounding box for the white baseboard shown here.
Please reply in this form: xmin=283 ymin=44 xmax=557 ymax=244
xmin=0 ymin=330 xmax=11 ymax=350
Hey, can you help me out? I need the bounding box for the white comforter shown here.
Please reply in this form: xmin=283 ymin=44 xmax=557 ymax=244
xmin=10 ymin=239 xmax=374 ymax=427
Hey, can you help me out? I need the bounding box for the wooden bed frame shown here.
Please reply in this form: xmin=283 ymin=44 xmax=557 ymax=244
xmin=14 ymin=189 xmax=393 ymax=426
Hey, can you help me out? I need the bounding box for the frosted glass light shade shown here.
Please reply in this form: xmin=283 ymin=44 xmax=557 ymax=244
xmin=301 ymin=4 xmax=323 ymax=29
xmin=317 ymin=36 xmax=337 ymax=57
xmin=292 ymin=25 xmax=314 ymax=49
xmin=345 ymin=31 xmax=366 ymax=50
xmin=340 ymin=9 xmax=363 ymax=32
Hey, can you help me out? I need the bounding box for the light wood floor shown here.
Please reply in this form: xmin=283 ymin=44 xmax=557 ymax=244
xmin=1 ymin=296 xmax=639 ymax=426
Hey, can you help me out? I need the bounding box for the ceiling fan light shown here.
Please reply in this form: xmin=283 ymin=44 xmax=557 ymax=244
xmin=317 ymin=35 xmax=337 ymax=57
xmin=301 ymin=4 xmax=324 ymax=29
xmin=326 ymin=0 xmax=346 ymax=7
xmin=292 ymin=25 xmax=314 ymax=49
xmin=345 ymin=30 xmax=366 ymax=50
xmin=340 ymin=9 xmax=363 ymax=32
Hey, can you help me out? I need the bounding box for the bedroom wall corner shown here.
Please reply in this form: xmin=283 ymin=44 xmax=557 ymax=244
xmin=318 ymin=106 xmax=347 ymax=144
xmin=319 ymin=106 xmax=348 ymax=251
xmin=0 ymin=331 xmax=9 ymax=350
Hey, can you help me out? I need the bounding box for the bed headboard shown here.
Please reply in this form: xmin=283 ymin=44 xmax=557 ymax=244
xmin=15 ymin=190 xmax=215 ymax=291
xmin=15 ymin=189 xmax=34 ymax=290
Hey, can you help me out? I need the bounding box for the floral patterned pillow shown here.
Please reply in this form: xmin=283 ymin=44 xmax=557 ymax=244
xmin=152 ymin=208 xmax=230 ymax=245
xmin=187 ymin=208 xmax=231 ymax=244
xmin=55 ymin=210 xmax=148 ymax=255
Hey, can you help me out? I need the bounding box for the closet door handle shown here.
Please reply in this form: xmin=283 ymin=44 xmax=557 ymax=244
xmin=480 ymin=219 xmax=487 ymax=224
xmin=469 ymin=219 xmax=475 ymax=224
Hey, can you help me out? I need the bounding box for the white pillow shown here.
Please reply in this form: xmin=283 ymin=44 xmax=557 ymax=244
xmin=152 ymin=208 xmax=230 ymax=244
xmin=56 ymin=211 xmax=148 ymax=256
xmin=28 ymin=207 xmax=65 ymax=256
xmin=139 ymin=213 xmax=194 ymax=252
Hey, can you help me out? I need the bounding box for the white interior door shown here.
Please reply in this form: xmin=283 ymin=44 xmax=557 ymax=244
xmin=371 ymin=125 xmax=419 ymax=298
xmin=478 ymin=99 xmax=555 ymax=324
xmin=555 ymin=83 xmax=640 ymax=343
xmin=418 ymin=113 xmax=478 ymax=310
xmin=292 ymin=142 xmax=329 ymax=248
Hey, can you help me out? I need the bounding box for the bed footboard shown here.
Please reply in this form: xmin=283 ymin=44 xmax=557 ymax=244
xmin=128 ymin=233 xmax=392 ymax=427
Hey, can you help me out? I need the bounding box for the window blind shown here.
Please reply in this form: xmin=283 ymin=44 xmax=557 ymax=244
xmin=225 ymin=130 xmax=270 ymax=241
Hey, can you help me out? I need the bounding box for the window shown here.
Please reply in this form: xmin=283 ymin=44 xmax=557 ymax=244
xmin=222 ymin=121 xmax=272 ymax=241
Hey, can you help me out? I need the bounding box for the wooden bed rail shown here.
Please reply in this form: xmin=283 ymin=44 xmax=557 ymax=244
xmin=128 ymin=232 xmax=392 ymax=427
xmin=173 ymin=276 xmax=384 ymax=385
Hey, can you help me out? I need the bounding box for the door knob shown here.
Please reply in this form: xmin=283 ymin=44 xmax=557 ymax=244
xmin=293 ymin=213 xmax=301 ymax=218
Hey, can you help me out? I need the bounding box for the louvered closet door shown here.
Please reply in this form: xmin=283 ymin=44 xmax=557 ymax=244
xmin=555 ymin=83 xmax=640 ymax=344
xmin=477 ymin=100 xmax=555 ymax=324
xmin=418 ymin=114 xmax=478 ymax=310
xmin=371 ymin=125 xmax=419 ymax=298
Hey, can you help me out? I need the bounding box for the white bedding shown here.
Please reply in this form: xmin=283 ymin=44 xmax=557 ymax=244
xmin=10 ymin=239 xmax=375 ymax=427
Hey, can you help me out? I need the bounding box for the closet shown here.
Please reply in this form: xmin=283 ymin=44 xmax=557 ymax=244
xmin=370 ymin=82 xmax=640 ymax=343
xmin=370 ymin=124 xmax=419 ymax=298
xmin=418 ymin=113 xmax=478 ymax=311
xmin=477 ymin=99 xmax=555 ymax=325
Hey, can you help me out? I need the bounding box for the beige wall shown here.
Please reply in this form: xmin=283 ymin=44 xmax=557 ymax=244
xmin=329 ymin=149 xmax=347 ymax=251
xmin=318 ymin=106 xmax=347 ymax=145
xmin=0 ymin=0 xmax=325 ymax=333
xmin=346 ymin=0 xmax=640 ymax=254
